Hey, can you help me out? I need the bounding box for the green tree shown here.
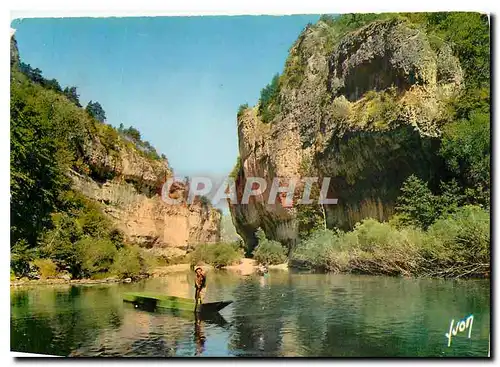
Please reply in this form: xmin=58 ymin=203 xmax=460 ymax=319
xmin=111 ymin=247 xmax=142 ymax=278
xmin=395 ymin=175 xmax=436 ymax=229
xmin=434 ymin=179 xmax=466 ymax=217
xmin=10 ymin=86 xmax=72 ymax=246
xmin=440 ymin=112 xmax=490 ymax=201
xmin=85 ymin=100 xmax=107 ymax=123
xmin=44 ymin=78 xmax=62 ymax=93
xmin=189 ymin=243 xmax=241 ymax=269
xmin=63 ymin=86 xmax=82 ymax=107
xmin=11 ymin=239 xmax=35 ymax=277
xmin=395 ymin=175 xmax=471 ymax=229
xmin=426 ymin=12 xmax=490 ymax=90
xmin=122 ymin=125 xmax=141 ymax=142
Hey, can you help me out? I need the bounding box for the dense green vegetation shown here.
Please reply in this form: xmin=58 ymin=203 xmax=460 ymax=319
xmin=291 ymin=205 xmax=489 ymax=278
xmin=394 ymin=176 xmax=465 ymax=230
xmin=252 ymin=229 xmax=287 ymax=265
xmin=189 ymin=242 xmax=243 ymax=269
xmin=10 ymin=40 xmax=165 ymax=280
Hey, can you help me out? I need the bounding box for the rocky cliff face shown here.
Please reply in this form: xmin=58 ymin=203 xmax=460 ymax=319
xmin=73 ymin=132 xmax=221 ymax=256
xmin=230 ymin=16 xmax=463 ymax=251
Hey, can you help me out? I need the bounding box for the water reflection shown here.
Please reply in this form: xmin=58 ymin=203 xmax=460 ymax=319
xmin=194 ymin=314 xmax=205 ymax=356
xmin=11 ymin=272 xmax=491 ymax=357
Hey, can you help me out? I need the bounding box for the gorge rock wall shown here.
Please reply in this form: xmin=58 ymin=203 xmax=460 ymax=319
xmin=73 ymin=133 xmax=221 ymax=255
xmin=230 ymin=17 xmax=463 ymax=251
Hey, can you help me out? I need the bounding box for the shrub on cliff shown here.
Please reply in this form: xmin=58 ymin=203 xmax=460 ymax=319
xmin=253 ymin=229 xmax=287 ymax=265
xmin=258 ymin=73 xmax=281 ymax=123
xmin=229 ymin=156 xmax=242 ymax=179
xmin=63 ymin=86 xmax=82 ymax=107
xmin=237 ymin=103 xmax=249 ymax=118
xmin=85 ymin=100 xmax=106 ymax=123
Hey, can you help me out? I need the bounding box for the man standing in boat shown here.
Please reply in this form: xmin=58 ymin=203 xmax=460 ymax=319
xmin=194 ymin=267 xmax=207 ymax=310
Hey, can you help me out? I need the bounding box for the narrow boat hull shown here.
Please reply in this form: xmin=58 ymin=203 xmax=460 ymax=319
xmin=123 ymin=292 xmax=232 ymax=314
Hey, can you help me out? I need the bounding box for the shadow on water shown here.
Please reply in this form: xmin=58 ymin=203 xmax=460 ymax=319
xmin=194 ymin=313 xmax=206 ymax=356
xmin=123 ymin=302 xmax=229 ymax=328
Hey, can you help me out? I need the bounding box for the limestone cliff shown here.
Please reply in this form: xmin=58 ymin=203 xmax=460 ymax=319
xmin=230 ymin=16 xmax=463 ymax=251
xmin=73 ymin=124 xmax=221 ymax=255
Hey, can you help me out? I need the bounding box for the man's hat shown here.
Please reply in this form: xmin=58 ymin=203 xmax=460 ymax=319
xmin=195 ymin=267 xmax=202 ymax=272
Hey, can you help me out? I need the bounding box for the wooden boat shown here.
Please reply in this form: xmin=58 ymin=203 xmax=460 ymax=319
xmin=123 ymin=292 xmax=232 ymax=314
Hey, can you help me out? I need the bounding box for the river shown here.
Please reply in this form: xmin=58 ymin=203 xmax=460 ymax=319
xmin=10 ymin=270 xmax=490 ymax=357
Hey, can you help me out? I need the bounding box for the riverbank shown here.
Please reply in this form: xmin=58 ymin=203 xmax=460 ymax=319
xmin=10 ymin=258 xmax=289 ymax=287
xmin=152 ymin=258 xmax=288 ymax=277
xmin=10 ymin=276 xmax=139 ymax=287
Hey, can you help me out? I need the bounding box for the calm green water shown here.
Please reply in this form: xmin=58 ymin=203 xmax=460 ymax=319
xmin=11 ymin=271 xmax=490 ymax=357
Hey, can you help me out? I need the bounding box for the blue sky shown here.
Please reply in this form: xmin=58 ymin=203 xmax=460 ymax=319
xmin=11 ymin=15 xmax=320 ymax=178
